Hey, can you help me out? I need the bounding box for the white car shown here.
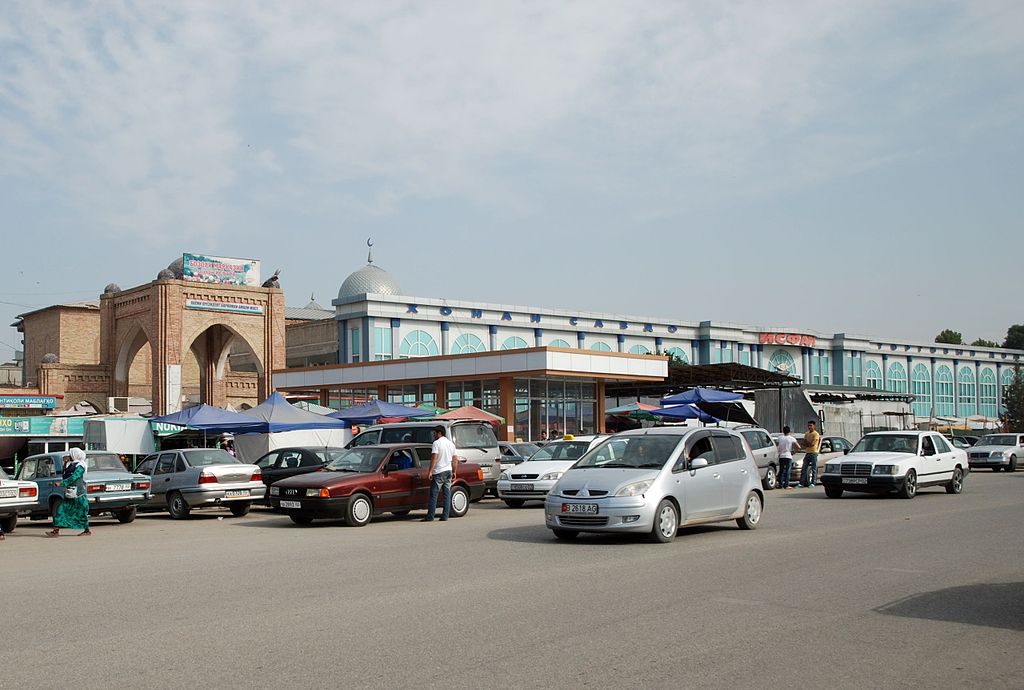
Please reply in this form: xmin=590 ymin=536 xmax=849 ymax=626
xmin=819 ymin=431 xmax=968 ymax=499
xmin=967 ymin=433 xmax=1023 ymax=472
xmin=497 ymin=436 xmax=606 ymax=507
xmin=1 ymin=467 xmax=39 ymax=535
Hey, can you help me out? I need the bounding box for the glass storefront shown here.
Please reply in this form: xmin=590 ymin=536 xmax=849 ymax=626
xmin=514 ymin=377 xmax=596 ymax=442
xmin=326 ymin=387 xmax=379 ymax=409
xmin=445 ymin=379 xmax=500 ymax=414
xmin=386 ymin=383 xmax=436 ymax=407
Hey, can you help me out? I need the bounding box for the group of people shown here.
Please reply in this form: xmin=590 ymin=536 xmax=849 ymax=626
xmin=775 ymin=420 xmax=822 ymax=488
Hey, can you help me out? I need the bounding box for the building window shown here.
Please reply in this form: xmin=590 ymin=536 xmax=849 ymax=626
xmin=398 ymin=330 xmax=439 ymax=358
xmin=549 ymin=339 xmax=572 ymax=349
xmin=1000 ymin=368 xmax=1016 ymax=413
xmin=767 ymin=349 xmax=798 ymax=378
xmin=451 ymin=333 xmax=486 ymax=355
xmin=934 ymin=365 xmax=954 ymax=416
xmin=911 ymin=364 xmax=931 ymax=417
xmin=979 ymin=368 xmax=997 ymax=417
xmin=590 ymin=342 xmax=612 ymax=352
xmin=350 ymin=328 xmax=361 ymax=363
xmin=820 ymin=356 xmax=830 ymax=385
xmin=864 ymin=361 xmax=883 ymax=390
xmin=374 ymin=326 xmax=392 ymax=361
xmin=501 ymin=336 xmax=528 ymax=350
xmin=886 ymin=362 xmax=907 ymax=393
xmin=957 ymin=367 xmax=976 ymax=417
xmin=666 ymin=347 xmax=689 ymax=364
xmin=628 ymin=344 xmax=651 ymax=355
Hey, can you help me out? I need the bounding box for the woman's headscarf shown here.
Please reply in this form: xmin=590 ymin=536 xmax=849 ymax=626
xmin=69 ymin=447 xmax=88 ymax=475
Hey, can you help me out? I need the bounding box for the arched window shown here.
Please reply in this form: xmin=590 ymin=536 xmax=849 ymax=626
xmin=628 ymin=344 xmax=651 ymax=355
xmin=398 ymin=330 xmax=439 ymax=358
xmin=451 ymin=333 xmax=486 ymax=355
xmin=979 ymin=368 xmax=997 ymax=417
xmin=666 ymin=347 xmax=689 ymax=364
xmin=934 ymin=365 xmax=954 ymax=416
xmin=864 ymin=361 xmax=883 ymax=390
xmin=1000 ymin=368 xmax=1018 ymax=413
xmin=957 ymin=367 xmax=976 ymax=417
xmin=549 ymin=339 xmax=571 ymax=348
xmin=911 ymin=364 xmax=931 ymax=417
xmin=886 ymin=362 xmax=907 ymax=393
xmin=767 ymin=350 xmax=798 ymax=378
xmin=501 ymin=336 xmax=528 ymax=350
xmin=590 ymin=342 xmax=612 ymax=352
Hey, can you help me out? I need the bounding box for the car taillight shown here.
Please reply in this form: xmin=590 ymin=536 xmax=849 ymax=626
xmin=133 ymin=481 xmax=151 ymax=490
xmin=198 ymin=472 xmax=218 ymax=484
xmin=88 ymin=484 xmax=105 ymax=493
xmin=19 ymin=486 xmax=37 ymax=498
xmin=251 ymin=469 xmax=262 ymax=482
xmin=319 ymin=488 xmax=331 ymax=498
xmin=477 ymin=468 xmax=484 ymax=481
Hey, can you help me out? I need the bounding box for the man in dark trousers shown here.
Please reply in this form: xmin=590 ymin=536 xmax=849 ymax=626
xmin=423 ymin=426 xmax=459 ymax=521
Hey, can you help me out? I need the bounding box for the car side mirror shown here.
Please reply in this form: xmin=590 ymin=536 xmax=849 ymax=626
xmin=690 ymin=458 xmax=709 ymax=470
xmin=843 ymin=448 xmax=850 ymax=455
xmin=384 ymin=463 xmax=400 ymax=473
xmin=922 ymin=448 xmax=935 ymax=457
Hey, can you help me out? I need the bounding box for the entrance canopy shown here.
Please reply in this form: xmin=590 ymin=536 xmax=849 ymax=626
xmin=151 ymin=404 xmax=263 ymax=434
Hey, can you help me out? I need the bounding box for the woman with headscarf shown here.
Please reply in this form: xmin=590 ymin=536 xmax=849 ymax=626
xmin=46 ymin=448 xmax=91 ymax=537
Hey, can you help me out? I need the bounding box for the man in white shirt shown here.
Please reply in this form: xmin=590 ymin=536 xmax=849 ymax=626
xmin=423 ymin=426 xmax=459 ymax=521
xmin=774 ymin=426 xmax=800 ymax=489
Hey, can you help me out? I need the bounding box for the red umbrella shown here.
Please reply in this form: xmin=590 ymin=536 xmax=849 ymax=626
xmin=435 ymin=405 xmax=505 ymax=425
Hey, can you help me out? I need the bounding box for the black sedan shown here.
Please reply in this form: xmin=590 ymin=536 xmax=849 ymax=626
xmin=253 ymin=447 xmax=349 ymax=502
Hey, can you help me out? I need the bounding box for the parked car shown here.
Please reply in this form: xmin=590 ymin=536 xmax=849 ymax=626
xmin=948 ymin=436 xmax=972 ymax=450
xmin=1 ymin=467 xmax=38 ymax=534
xmin=967 ymin=433 xmax=1024 ymax=472
xmin=349 ymin=420 xmax=502 ymax=497
xmin=544 ymin=428 xmax=764 ymax=543
xmin=958 ymin=435 xmax=980 ymax=447
xmin=135 ymin=448 xmax=264 ymax=519
xmin=16 ymin=451 xmax=150 ymax=524
xmin=819 ymin=431 xmax=967 ymax=499
xmin=269 ymin=444 xmax=486 ymax=526
xmin=737 ymin=427 xmax=779 ymax=490
xmin=253 ymin=446 xmax=348 ymax=501
xmin=497 ymin=441 xmax=541 ymax=472
xmin=497 ymin=435 xmax=606 ymax=507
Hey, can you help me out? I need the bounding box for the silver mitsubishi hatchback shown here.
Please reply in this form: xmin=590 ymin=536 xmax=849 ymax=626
xmin=544 ymin=428 xmax=764 ymax=543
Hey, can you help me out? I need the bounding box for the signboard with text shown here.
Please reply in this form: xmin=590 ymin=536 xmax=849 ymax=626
xmin=0 ymin=395 xmax=57 ymax=409
xmin=0 ymin=416 xmax=86 ymax=437
xmin=182 ymin=253 xmax=261 ymax=287
xmin=759 ymin=333 xmax=816 ymax=347
xmin=184 ymin=299 xmax=264 ymax=316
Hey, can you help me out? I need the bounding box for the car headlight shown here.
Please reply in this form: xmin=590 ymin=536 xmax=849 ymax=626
xmin=270 ymin=486 xmax=280 ymax=496
xmin=824 ymin=463 xmax=841 ymax=474
xmin=994 ymin=451 xmax=1009 ymax=458
xmin=872 ymin=465 xmax=898 ymax=475
xmin=499 ymin=471 xmax=510 ymax=480
xmin=540 ymin=472 xmax=563 ymax=481
xmin=615 ymin=479 xmax=653 ymax=497
xmin=306 ymin=488 xmax=321 ymax=497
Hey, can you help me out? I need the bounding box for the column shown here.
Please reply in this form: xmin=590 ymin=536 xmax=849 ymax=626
xmin=440 ymin=322 xmax=450 ymax=355
xmin=534 ymin=328 xmax=543 ymax=348
xmin=930 ymin=358 xmax=938 ymax=417
xmin=390 ymin=318 xmax=401 ymax=359
xmin=996 ymin=363 xmax=1003 ymax=411
xmin=595 ymin=380 xmax=606 ymax=434
xmin=691 ymin=340 xmax=700 ymax=365
xmin=577 ymin=331 xmax=586 ymax=349
xmin=881 ymin=354 xmax=889 ymax=390
xmin=337 ymin=319 xmax=348 ymax=364
xmin=616 ymin=334 xmax=625 ymax=353
xmin=498 ymin=376 xmax=515 ymax=442
xmin=655 ymin=337 xmax=663 ymax=355
xmin=952 ymin=359 xmax=960 ymax=416
xmin=489 ymin=325 xmax=498 ymax=351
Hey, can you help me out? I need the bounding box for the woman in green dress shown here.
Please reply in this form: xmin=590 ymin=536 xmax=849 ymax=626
xmin=46 ymin=447 xmax=91 ymax=537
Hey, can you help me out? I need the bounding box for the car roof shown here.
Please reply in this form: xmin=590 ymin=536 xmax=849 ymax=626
xmin=266 ymin=447 xmax=349 ymax=452
xmin=350 ymin=443 xmax=434 ymax=449
xmin=611 ymin=428 xmax=703 ymax=438
xmin=865 ymin=430 xmax=928 ymax=436
xmin=361 ymin=420 xmax=486 ymax=430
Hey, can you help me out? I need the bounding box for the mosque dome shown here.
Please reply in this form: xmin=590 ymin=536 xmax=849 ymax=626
xmin=103 ymin=283 xmax=122 ymax=294
xmin=336 ymin=239 xmax=402 ymax=302
xmin=41 ymin=353 xmax=59 ymax=364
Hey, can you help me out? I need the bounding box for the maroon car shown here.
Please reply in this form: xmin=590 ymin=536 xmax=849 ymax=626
xmin=269 ymin=444 xmax=486 ymax=526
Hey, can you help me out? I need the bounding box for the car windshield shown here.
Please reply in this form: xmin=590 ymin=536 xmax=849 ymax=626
xmin=511 ymin=443 xmax=540 ymax=457
xmin=325 ymin=448 xmax=387 ymax=472
xmin=851 ymin=434 xmax=919 ymax=454
xmin=575 ymin=436 xmax=681 ymax=469
xmin=183 ymin=449 xmax=240 ymax=467
xmin=527 ymin=442 xmax=592 ymax=462
xmin=0 ymin=467 xmax=9 ymax=480
xmin=87 ymin=454 xmax=126 ymax=471
xmin=980 ymin=434 xmax=1015 ymax=446
xmin=315 ymin=449 xmax=351 ymax=463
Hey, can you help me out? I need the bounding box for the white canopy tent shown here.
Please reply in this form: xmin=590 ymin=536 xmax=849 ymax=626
xmin=232 ymin=427 xmax=352 ymax=464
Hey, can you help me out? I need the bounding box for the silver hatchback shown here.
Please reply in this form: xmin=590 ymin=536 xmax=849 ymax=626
xmin=544 ymin=428 xmax=764 ymax=543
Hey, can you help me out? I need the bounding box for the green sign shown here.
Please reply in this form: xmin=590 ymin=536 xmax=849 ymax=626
xmin=0 ymin=416 xmax=87 ymax=436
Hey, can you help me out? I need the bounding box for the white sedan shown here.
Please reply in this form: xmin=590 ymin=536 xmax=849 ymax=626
xmin=497 ymin=436 xmax=605 ymax=507
xmin=1 ymin=467 xmax=39 ymax=535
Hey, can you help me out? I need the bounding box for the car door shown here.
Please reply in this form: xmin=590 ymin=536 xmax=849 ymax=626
xmin=739 ymin=431 xmax=770 ymax=473
xmin=672 ymin=432 xmax=724 ymax=521
xmin=134 ymin=456 xmax=157 ymax=506
xmin=35 ymin=455 xmax=60 ymax=511
xmin=254 ymin=451 xmax=282 ymax=485
xmin=151 ymin=453 xmax=177 ymax=501
xmin=711 ymin=432 xmax=751 ymax=513
xmin=412 ymin=448 xmax=434 ymax=505
xmin=373 ymin=448 xmax=417 ymax=510
xmin=16 ymin=457 xmax=46 ymax=513
xmin=274 ymin=450 xmax=307 ymax=483
xmin=929 ymin=434 xmax=957 ymax=484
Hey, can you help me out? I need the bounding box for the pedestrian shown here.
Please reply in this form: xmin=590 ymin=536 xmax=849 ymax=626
xmin=46 ymin=448 xmax=91 ymax=537
xmin=422 ymin=426 xmax=458 ymax=522
xmin=775 ymin=426 xmax=800 ymax=489
xmin=800 ymin=420 xmax=822 ymax=487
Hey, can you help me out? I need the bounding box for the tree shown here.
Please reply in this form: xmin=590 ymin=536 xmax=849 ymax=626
xmin=970 ymin=338 xmax=999 ymax=348
xmin=934 ymin=329 xmax=962 ymax=345
xmin=1000 ymin=367 xmax=1024 ymax=432
xmin=1004 ymin=324 xmax=1024 ymax=351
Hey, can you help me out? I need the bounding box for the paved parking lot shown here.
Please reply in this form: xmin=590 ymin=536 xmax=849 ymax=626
xmin=3 ymin=472 xmax=1023 ymax=689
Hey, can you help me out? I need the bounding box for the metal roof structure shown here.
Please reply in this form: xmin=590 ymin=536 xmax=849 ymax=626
xmin=605 ymin=362 xmax=801 ymax=399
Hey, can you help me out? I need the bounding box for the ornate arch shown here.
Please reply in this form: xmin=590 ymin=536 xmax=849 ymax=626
xmin=113 ymin=320 xmax=153 ymax=387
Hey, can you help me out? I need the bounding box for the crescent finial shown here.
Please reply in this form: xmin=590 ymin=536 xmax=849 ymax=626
xmin=367 ymin=237 xmax=374 ymax=264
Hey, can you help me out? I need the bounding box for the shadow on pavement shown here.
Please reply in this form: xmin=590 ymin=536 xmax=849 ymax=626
xmin=875 ymin=582 xmax=1024 ymax=631
xmin=486 ymin=522 xmax=736 ymax=545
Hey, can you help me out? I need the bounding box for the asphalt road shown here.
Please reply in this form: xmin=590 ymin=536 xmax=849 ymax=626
xmin=3 ymin=472 xmax=1023 ymax=689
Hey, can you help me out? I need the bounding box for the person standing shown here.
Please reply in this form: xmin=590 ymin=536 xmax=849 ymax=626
xmin=46 ymin=448 xmax=91 ymax=537
xmin=800 ymin=420 xmax=822 ymax=487
xmin=775 ymin=426 xmax=800 ymax=489
xmin=423 ymin=426 xmax=459 ymax=522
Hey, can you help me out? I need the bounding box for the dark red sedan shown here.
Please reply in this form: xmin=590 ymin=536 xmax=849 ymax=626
xmin=269 ymin=444 xmax=486 ymax=526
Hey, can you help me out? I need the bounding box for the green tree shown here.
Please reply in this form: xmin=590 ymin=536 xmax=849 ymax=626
xmin=999 ymin=367 xmax=1024 ymax=432
xmin=934 ymin=329 xmax=962 ymax=345
xmin=970 ymin=338 xmax=999 ymax=348
xmin=1004 ymin=324 xmax=1024 ymax=350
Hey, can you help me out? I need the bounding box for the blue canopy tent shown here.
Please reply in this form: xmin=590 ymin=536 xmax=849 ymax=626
xmin=660 ymin=387 xmax=743 ymax=405
xmin=230 ymin=392 xmax=351 ymax=464
xmin=329 ymin=400 xmax=435 ymax=425
xmin=240 ymin=392 xmax=349 ymax=432
xmin=151 ymin=404 xmax=265 ymax=434
xmin=650 ymin=404 xmax=720 ymax=423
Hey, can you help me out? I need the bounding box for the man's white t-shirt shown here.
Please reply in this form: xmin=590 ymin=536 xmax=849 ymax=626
xmin=775 ymin=435 xmax=800 ymax=459
xmin=431 ymin=436 xmax=457 ymax=474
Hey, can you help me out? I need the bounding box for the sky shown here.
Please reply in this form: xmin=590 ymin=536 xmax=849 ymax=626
xmin=1 ymin=0 xmax=1023 ymax=363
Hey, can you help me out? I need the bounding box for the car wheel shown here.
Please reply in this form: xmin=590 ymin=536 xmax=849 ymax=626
xmin=289 ymin=515 xmax=313 ymax=526
xmin=229 ymin=502 xmax=251 ymax=517
xmin=649 ymin=499 xmax=678 ymax=543
xmin=736 ymin=491 xmax=762 ymax=530
xmin=0 ymin=514 xmax=16 ymax=533
xmin=116 ymin=506 xmax=137 ymax=524
xmin=167 ymin=491 xmax=191 ymax=519
xmin=1009 ymin=456 xmax=1017 ymax=473
xmin=391 ymin=510 xmax=412 ymax=518
xmin=945 ymin=467 xmax=964 ymax=494
xmin=450 ymin=486 xmax=470 ymax=517
xmin=345 ymin=493 xmax=372 ymax=527
xmin=898 ymin=470 xmax=917 ymax=499
xmin=552 ymin=528 xmax=578 ymax=540
xmin=763 ymin=465 xmax=777 ymax=490
xmin=503 ymin=499 xmax=525 ymax=508
xmin=825 ymin=486 xmax=844 ymax=499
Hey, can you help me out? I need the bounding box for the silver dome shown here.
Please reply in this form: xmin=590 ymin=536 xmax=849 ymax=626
xmin=337 ymin=264 xmax=401 ymax=302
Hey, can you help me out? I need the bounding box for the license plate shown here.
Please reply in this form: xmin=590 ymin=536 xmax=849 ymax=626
xmin=224 ymin=490 xmax=250 ymax=498
xmin=842 ymin=478 xmax=868 ymax=485
xmin=106 ymin=483 xmax=131 ymax=492
xmin=562 ymin=503 xmax=598 ymax=514
xmin=279 ymin=500 xmax=301 ymax=509
xmin=0 ymin=488 xmax=16 ymax=498
xmin=511 ymin=483 xmax=534 ymax=491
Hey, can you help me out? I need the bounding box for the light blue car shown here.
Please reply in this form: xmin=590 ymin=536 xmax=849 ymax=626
xmin=16 ymin=451 xmax=151 ymax=524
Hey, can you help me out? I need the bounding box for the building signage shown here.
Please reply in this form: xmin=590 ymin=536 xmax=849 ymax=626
xmin=0 ymin=395 xmax=57 ymax=409
xmin=759 ymin=332 xmax=816 ymax=347
xmin=0 ymin=416 xmax=86 ymax=436
xmin=182 ymin=253 xmax=261 ymax=287
xmin=184 ymin=299 xmax=264 ymax=315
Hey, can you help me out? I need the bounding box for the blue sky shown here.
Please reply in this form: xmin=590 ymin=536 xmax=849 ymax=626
xmin=1 ymin=1 xmax=1022 ymax=362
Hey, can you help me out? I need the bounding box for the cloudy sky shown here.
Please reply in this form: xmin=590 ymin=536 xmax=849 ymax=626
xmin=1 ymin=0 xmax=1022 ymax=361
